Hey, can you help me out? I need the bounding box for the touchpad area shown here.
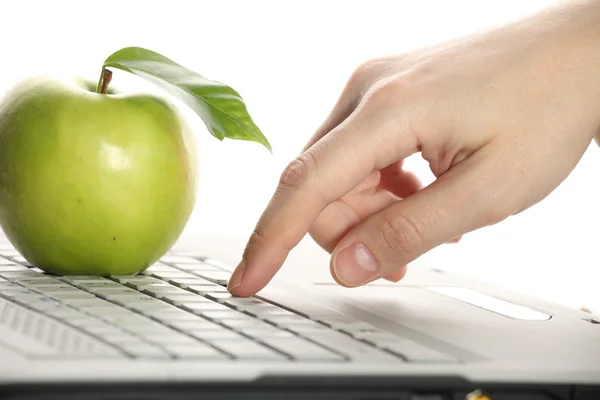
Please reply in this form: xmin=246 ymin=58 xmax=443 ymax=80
xmin=309 ymin=283 xmax=555 ymax=351
xmin=316 ymin=284 xmax=550 ymax=323
xmin=307 ymin=284 xmax=554 ymax=363
xmin=313 ymin=284 xmax=550 ymax=323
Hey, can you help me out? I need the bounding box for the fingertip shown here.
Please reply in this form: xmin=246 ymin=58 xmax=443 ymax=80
xmin=329 ymin=248 xmax=353 ymax=288
xmin=384 ymin=266 xmax=408 ymax=282
xmin=226 ymin=260 xmax=247 ymax=294
xmin=330 ymin=243 xmax=380 ymax=288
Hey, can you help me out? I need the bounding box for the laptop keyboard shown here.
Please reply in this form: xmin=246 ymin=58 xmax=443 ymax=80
xmin=0 ymin=243 xmax=455 ymax=363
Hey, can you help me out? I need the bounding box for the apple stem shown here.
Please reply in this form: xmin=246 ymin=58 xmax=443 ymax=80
xmin=97 ymin=68 xmax=113 ymax=94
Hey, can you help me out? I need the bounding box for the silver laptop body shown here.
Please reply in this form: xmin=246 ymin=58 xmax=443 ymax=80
xmin=1 ymin=234 xmax=598 ymax=400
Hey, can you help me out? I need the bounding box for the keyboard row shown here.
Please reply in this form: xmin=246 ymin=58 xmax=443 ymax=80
xmin=0 ymin=250 xmax=455 ymax=363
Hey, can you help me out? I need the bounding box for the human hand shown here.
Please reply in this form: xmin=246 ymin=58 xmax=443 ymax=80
xmin=228 ymin=0 xmax=600 ymax=296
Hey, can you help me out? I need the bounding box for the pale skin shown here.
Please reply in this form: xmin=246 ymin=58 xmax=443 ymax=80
xmin=228 ymin=0 xmax=600 ymax=297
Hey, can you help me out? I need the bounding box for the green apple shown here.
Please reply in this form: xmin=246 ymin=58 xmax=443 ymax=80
xmin=0 ymin=75 xmax=198 ymax=275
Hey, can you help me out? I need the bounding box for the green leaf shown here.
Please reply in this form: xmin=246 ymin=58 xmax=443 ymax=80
xmin=98 ymin=46 xmax=271 ymax=152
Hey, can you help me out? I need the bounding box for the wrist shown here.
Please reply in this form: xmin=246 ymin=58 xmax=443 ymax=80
xmin=554 ymin=1 xmax=600 ymax=140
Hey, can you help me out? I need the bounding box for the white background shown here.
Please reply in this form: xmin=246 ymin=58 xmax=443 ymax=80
xmin=1 ymin=0 xmax=599 ymax=312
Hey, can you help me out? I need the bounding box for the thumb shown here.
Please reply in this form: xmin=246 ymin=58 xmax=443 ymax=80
xmin=330 ymin=154 xmax=501 ymax=287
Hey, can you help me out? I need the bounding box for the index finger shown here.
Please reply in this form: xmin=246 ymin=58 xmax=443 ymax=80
xmin=227 ymin=104 xmax=420 ymax=296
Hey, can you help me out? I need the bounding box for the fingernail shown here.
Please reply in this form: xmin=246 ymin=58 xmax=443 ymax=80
xmin=227 ymin=260 xmax=246 ymax=292
xmin=333 ymin=243 xmax=379 ymax=286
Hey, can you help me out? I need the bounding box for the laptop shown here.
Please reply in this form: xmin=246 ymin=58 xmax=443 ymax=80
xmin=0 ymin=232 xmax=598 ymax=400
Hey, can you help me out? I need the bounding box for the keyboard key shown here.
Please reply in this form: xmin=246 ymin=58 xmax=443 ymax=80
xmin=316 ymin=317 xmax=356 ymax=327
xmin=141 ymin=332 xmax=199 ymax=345
xmin=45 ymin=306 xmax=89 ymax=320
xmin=133 ymin=305 xmax=182 ymax=316
xmin=263 ymin=317 xmax=329 ymax=332
xmin=0 ymin=287 xmax=38 ymax=297
xmin=201 ymin=310 xmax=254 ymax=321
xmin=220 ymin=320 xmax=277 ymax=330
xmin=0 ymin=288 xmax=48 ymax=305
xmin=162 ymin=294 xmax=213 ymax=306
xmin=0 ymin=250 xmax=21 ymax=257
xmin=160 ymin=256 xmax=200 ymax=264
xmin=167 ymin=251 xmax=205 ymax=258
xmin=243 ymin=305 xmax=295 ymax=317
xmin=14 ymin=277 xmax=61 ymax=285
xmin=76 ymin=282 xmax=124 ymax=292
xmin=48 ymin=291 xmax=96 ymax=301
xmin=143 ymin=286 xmax=190 ymax=298
xmin=75 ymin=321 xmax=123 ymax=335
xmin=119 ymin=321 xmax=174 ymax=335
xmin=0 ymin=257 xmax=20 ymax=266
xmin=58 ymin=298 xmax=113 ymax=308
xmin=106 ymin=276 xmax=145 ymax=284
xmin=180 ymin=302 xmax=231 ymax=313
xmin=323 ymin=321 xmax=379 ymax=334
xmin=263 ymin=315 xmax=313 ymax=325
xmin=60 ymin=276 xmax=110 ymax=284
xmin=151 ymin=271 xmax=196 ymax=280
xmin=121 ymin=343 xmax=170 ymax=358
xmin=169 ymin=278 xmax=214 ymax=288
xmin=189 ymin=329 xmax=245 ymax=340
xmin=210 ymin=338 xmax=284 ymax=360
xmin=103 ymin=332 xmax=143 ymax=345
xmin=103 ymin=293 xmax=155 ymax=304
xmin=172 ymin=276 xmax=216 ymax=285
xmin=165 ymin=344 xmax=227 ymax=359
xmin=11 ymin=256 xmax=30 ymax=265
xmin=0 ymin=271 xmax=44 ymax=281
xmin=128 ymin=300 xmax=174 ymax=313
xmin=120 ymin=277 xmax=165 ymax=286
xmin=93 ymin=287 xmax=139 ymax=296
xmin=283 ymin=323 xmax=331 ymax=334
xmin=199 ymin=287 xmax=230 ymax=294
xmin=260 ymin=337 xmax=344 ymax=361
xmin=169 ymin=319 xmax=222 ymax=331
xmin=304 ymin=331 xmax=402 ymax=363
xmin=109 ymin=275 xmax=141 ymax=281
xmin=185 ymin=285 xmax=225 ymax=295
xmin=224 ymin=298 xmax=265 ymax=308
xmin=174 ymin=264 xmax=220 ymax=272
xmin=257 ymin=295 xmax=344 ymax=320
xmin=205 ymin=292 xmax=233 ymax=303
xmin=192 ymin=271 xmax=230 ymax=285
xmin=146 ymin=309 xmax=202 ymax=322
xmin=33 ymin=285 xmax=81 ymax=293
xmin=349 ymin=330 xmax=397 ymax=342
xmin=11 ymin=294 xmax=51 ymax=305
xmin=126 ymin=282 xmax=172 ymax=292
xmin=237 ymin=326 xmax=295 ymax=338
xmin=82 ymin=306 xmax=137 ymax=317
xmin=29 ymin=298 xmax=64 ymax=311
xmin=201 ymin=259 xmax=232 ymax=271
xmin=139 ymin=263 xmax=173 ymax=273
xmin=0 ymin=265 xmax=27 ymax=271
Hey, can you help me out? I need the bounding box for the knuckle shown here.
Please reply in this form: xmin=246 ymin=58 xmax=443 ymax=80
xmin=243 ymin=230 xmax=267 ymax=259
xmin=347 ymin=57 xmax=389 ymax=91
xmin=279 ymin=152 xmax=317 ymax=191
xmin=378 ymin=212 xmax=424 ymax=258
xmin=363 ymin=76 xmax=413 ymax=108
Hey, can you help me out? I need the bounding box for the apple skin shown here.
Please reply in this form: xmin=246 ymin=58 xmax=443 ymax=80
xmin=0 ymin=76 xmax=198 ymax=275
